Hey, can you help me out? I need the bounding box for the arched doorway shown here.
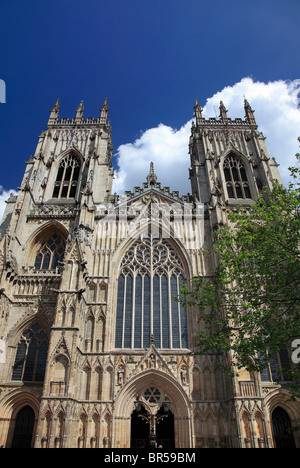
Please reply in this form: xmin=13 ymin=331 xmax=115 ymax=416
xmin=272 ymin=407 xmax=296 ymax=448
xmin=11 ymin=406 xmax=35 ymax=448
xmin=114 ymin=368 xmax=192 ymax=448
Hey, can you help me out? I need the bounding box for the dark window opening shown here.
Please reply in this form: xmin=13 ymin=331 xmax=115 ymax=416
xmin=223 ymin=154 xmax=252 ymax=200
xmin=12 ymin=323 xmax=49 ymax=383
xmin=52 ymin=153 xmax=80 ymax=199
xmin=34 ymin=233 xmax=65 ymax=271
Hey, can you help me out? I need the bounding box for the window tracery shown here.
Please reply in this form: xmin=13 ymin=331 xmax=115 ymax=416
xmin=12 ymin=322 xmax=49 ymax=382
xmin=223 ymin=154 xmax=251 ymax=199
xmin=260 ymin=348 xmax=292 ymax=383
xmin=53 ymin=153 xmax=81 ymax=199
xmin=115 ymin=236 xmax=188 ymax=349
xmin=143 ymin=387 xmax=161 ymax=404
xmin=34 ymin=233 xmax=65 ymax=270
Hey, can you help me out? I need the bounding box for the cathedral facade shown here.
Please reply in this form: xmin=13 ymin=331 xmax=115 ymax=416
xmin=0 ymin=98 xmax=299 ymax=448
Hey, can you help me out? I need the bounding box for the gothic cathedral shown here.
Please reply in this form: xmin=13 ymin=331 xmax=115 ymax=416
xmin=0 ymin=98 xmax=299 ymax=448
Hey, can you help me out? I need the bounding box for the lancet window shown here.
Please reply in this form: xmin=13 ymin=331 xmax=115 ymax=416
xmin=53 ymin=153 xmax=81 ymax=199
xmin=115 ymin=236 xmax=188 ymax=349
xmin=223 ymin=154 xmax=251 ymax=199
xmin=12 ymin=322 xmax=49 ymax=382
xmin=34 ymin=233 xmax=65 ymax=270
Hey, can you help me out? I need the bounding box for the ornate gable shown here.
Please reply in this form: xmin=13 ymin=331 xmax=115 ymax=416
xmin=118 ymin=161 xmax=192 ymax=206
xmin=125 ymin=340 xmax=177 ymax=383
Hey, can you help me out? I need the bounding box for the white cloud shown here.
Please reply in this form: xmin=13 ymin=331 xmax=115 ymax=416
xmin=112 ymin=121 xmax=192 ymax=196
xmin=113 ymin=77 xmax=300 ymax=195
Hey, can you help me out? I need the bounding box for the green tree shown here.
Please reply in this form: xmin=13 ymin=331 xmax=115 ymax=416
xmin=180 ymin=151 xmax=300 ymax=396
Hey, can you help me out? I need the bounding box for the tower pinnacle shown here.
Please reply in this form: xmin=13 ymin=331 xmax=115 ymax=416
xmin=48 ymin=98 xmax=60 ymax=124
xmin=147 ymin=161 xmax=157 ymax=186
xmin=100 ymin=98 xmax=109 ymax=124
xmin=194 ymin=98 xmax=203 ymax=125
xmin=75 ymin=100 xmax=84 ymax=122
xmin=244 ymin=98 xmax=256 ymax=125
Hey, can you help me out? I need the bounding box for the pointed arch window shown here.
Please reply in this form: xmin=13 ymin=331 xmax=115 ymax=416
xmin=260 ymin=348 xmax=292 ymax=383
xmin=12 ymin=322 xmax=49 ymax=382
xmin=223 ymin=154 xmax=252 ymax=199
xmin=34 ymin=233 xmax=66 ymax=270
xmin=53 ymin=153 xmax=81 ymax=199
xmin=115 ymin=236 xmax=188 ymax=349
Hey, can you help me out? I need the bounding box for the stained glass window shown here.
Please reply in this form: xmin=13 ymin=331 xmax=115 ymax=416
xmin=223 ymin=154 xmax=252 ymax=200
xmin=34 ymin=233 xmax=65 ymax=270
xmin=260 ymin=348 xmax=292 ymax=382
xmin=12 ymin=323 xmax=49 ymax=382
xmin=115 ymin=237 xmax=188 ymax=349
xmin=53 ymin=153 xmax=81 ymax=199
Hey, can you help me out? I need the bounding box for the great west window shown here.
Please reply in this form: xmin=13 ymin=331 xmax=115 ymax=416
xmin=115 ymin=236 xmax=188 ymax=349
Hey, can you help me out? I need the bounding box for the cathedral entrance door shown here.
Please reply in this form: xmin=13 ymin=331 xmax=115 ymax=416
xmin=130 ymin=406 xmax=150 ymax=448
xmin=130 ymin=405 xmax=175 ymax=449
xmin=11 ymin=406 xmax=35 ymax=448
xmin=272 ymin=407 xmax=296 ymax=448
xmin=155 ymin=406 xmax=175 ymax=449
xmin=114 ymin=369 xmax=192 ymax=448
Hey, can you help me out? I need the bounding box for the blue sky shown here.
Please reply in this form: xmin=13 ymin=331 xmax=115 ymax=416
xmin=0 ymin=0 xmax=300 ymax=216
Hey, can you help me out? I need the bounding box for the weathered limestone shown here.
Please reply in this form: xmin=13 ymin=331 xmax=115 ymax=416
xmin=0 ymin=99 xmax=298 ymax=448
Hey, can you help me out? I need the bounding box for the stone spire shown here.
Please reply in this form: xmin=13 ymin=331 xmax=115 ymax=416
xmin=194 ymin=98 xmax=203 ymax=125
xmin=48 ymin=98 xmax=60 ymax=124
xmin=244 ymin=98 xmax=256 ymax=125
xmin=75 ymin=100 xmax=84 ymax=122
xmin=147 ymin=161 xmax=157 ymax=186
xmin=100 ymin=98 xmax=109 ymax=124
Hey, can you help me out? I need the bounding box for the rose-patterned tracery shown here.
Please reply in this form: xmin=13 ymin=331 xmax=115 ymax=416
xmin=115 ymin=236 xmax=188 ymax=349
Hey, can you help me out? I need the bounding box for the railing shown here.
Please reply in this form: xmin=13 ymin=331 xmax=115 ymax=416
xmin=48 ymin=117 xmax=107 ymax=126
xmin=14 ymin=274 xmax=61 ymax=296
xmin=239 ymin=381 xmax=257 ymax=397
xmin=28 ymin=204 xmax=77 ymax=219
xmin=196 ymin=117 xmax=253 ymax=126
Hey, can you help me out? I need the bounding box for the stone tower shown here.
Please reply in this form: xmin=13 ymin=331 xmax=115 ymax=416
xmin=0 ymin=98 xmax=298 ymax=449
